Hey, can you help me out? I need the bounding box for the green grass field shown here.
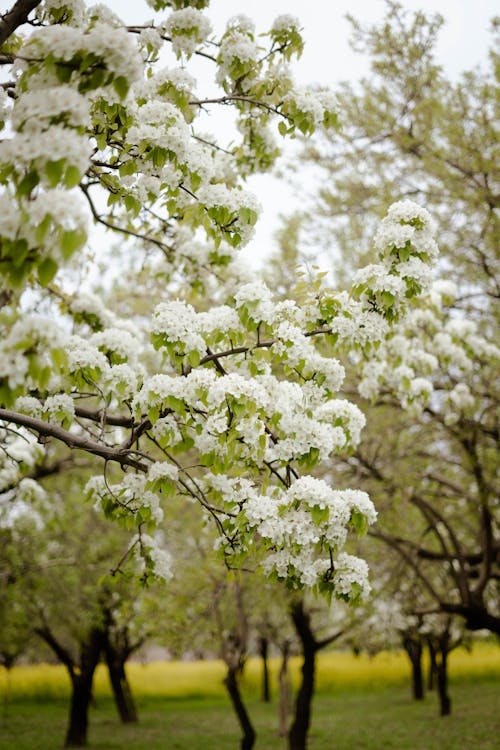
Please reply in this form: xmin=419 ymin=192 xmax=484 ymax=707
xmin=1 ymin=643 xmax=499 ymax=749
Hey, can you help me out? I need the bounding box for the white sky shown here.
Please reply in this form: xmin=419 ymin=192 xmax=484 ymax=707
xmin=103 ymin=1 xmax=497 ymax=267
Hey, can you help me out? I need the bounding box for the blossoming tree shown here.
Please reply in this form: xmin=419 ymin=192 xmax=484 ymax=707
xmin=275 ymin=2 xmax=499 ymax=634
xmin=0 ymin=0 xmax=444 ymax=656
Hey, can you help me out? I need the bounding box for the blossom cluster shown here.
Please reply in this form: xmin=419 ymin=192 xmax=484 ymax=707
xmin=352 ymin=200 xmax=438 ymax=322
xmin=0 ymin=4 xmax=450 ymax=599
xmin=1 ymin=193 xmax=444 ymax=594
xmin=357 ymin=278 xmax=500 ymax=416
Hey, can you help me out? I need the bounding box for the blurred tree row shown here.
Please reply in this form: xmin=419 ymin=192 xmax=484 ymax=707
xmin=273 ymin=1 xmax=499 ymax=648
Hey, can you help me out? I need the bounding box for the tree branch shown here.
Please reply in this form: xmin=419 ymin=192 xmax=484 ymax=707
xmin=0 ymin=0 xmax=41 ymax=49
xmin=34 ymin=625 xmax=75 ymax=675
xmin=0 ymin=408 xmax=148 ymax=472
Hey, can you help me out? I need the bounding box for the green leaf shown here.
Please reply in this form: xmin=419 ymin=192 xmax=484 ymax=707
xmin=187 ymin=349 xmax=201 ymax=367
xmin=351 ymin=510 xmax=369 ymax=537
xmin=119 ymin=160 xmax=137 ymax=177
xmin=381 ymin=291 xmax=395 ymax=307
xmin=60 ymin=228 xmax=87 ymax=259
xmin=37 ymin=257 xmax=58 ymax=287
xmin=278 ymin=120 xmax=289 ymax=136
xmin=398 ymin=245 xmax=410 ymax=262
xmin=55 ymin=62 xmax=73 ymax=84
xmin=311 ymin=505 xmax=329 ymax=525
xmin=34 ymin=215 xmax=52 ymax=244
xmin=17 ymin=170 xmax=39 ymax=197
xmin=64 ymin=165 xmax=82 ymax=188
xmin=11 ymin=238 xmax=29 ymax=268
xmin=46 ymin=159 xmax=66 ymax=188
xmin=113 ymin=75 xmax=130 ymax=100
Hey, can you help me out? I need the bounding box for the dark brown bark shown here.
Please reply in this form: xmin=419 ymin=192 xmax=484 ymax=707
xmin=288 ymin=599 xmax=344 ymax=750
xmin=440 ymin=602 xmax=500 ymax=635
xmin=428 ymin=623 xmax=454 ymax=717
xmin=224 ymin=666 xmax=256 ymax=750
xmin=104 ymin=643 xmax=138 ymax=724
xmin=288 ymin=607 xmax=315 ymax=750
xmin=402 ymin=635 xmax=424 ymax=701
xmin=35 ymin=625 xmax=104 ymax=747
xmin=65 ymin=675 xmax=94 ymax=748
xmin=102 ymin=615 xmax=140 ymax=725
xmin=0 ymin=0 xmax=41 ymax=49
xmin=278 ymin=640 xmax=291 ymax=738
xmin=427 ymin=638 xmax=437 ymax=691
xmin=258 ymin=636 xmax=271 ymax=703
xmin=436 ymin=649 xmax=451 ymax=716
xmin=65 ymin=628 xmax=104 ymax=747
xmin=0 ymin=409 xmax=148 ymax=472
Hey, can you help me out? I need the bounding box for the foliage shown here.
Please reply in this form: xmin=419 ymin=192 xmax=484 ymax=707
xmin=0 ymin=0 xmax=447 ymax=605
xmin=277 ymin=0 xmax=500 ymax=634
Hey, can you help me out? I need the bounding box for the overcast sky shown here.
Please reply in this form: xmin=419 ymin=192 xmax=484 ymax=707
xmin=104 ymin=0 xmax=497 ymax=267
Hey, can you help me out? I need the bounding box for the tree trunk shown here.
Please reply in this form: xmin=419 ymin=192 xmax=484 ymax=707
xmin=2 ymin=665 xmax=12 ymax=723
xmin=436 ymin=649 xmax=451 ymax=716
xmin=288 ymin=601 xmax=316 ymax=750
xmin=259 ymin=636 xmax=271 ymax=703
xmin=65 ymin=674 xmax=94 ymax=748
xmin=403 ymin=636 xmax=424 ymax=701
xmin=224 ymin=665 xmax=256 ymax=750
xmin=64 ymin=628 xmax=104 ymax=747
xmin=278 ymin=641 xmax=291 ymax=738
xmin=35 ymin=625 xmax=103 ymax=748
xmin=104 ymin=640 xmax=138 ymax=723
xmin=427 ymin=638 xmax=437 ymax=691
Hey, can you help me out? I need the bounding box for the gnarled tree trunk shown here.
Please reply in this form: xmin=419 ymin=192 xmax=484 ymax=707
xmin=402 ymin=633 xmax=424 ymax=701
xmin=104 ymin=645 xmax=138 ymax=723
xmin=103 ymin=625 xmax=138 ymax=724
xmin=224 ymin=665 xmax=256 ymax=750
xmin=259 ymin=635 xmax=271 ymax=703
xmin=278 ymin=640 xmax=291 ymax=738
xmin=36 ymin=625 xmax=104 ymax=748
xmin=65 ymin=673 xmax=94 ymax=748
xmin=436 ymin=648 xmax=451 ymax=716
xmin=427 ymin=637 xmax=437 ymax=691
xmin=288 ymin=599 xmax=343 ymax=750
xmin=289 ymin=601 xmax=316 ymax=750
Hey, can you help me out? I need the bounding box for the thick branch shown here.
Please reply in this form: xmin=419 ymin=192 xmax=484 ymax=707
xmin=439 ymin=602 xmax=500 ymax=635
xmin=74 ymin=406 xmax=135 ymax=428
xmin=0 ymin=0 xmax=41 ymax=49
xmin=196 ymin=325 xmax=335 ymax=368
xmin=316 ymin=629 xmax=345 ymax=652
xmin=369 ymin=529 xmax=441 ymax=602
xmin=0 ymin=408 xmax=148 ymax=472
xmin=34 ymin=625 xmax=75 ymax=675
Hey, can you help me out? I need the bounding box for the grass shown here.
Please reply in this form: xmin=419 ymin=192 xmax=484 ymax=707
xmin=1 ymin=642 xmax=498 ymax=749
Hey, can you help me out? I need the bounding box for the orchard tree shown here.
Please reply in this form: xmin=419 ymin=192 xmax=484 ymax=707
xmin=0 ymin=468 xmax=152 ymax=747
xmin=0 ymin=1 xmax=441 ymax=621
xmin=277 ymin=1 xmax=500 ymax=635
xmin=148 ymin=494 xmax=293 ymax=750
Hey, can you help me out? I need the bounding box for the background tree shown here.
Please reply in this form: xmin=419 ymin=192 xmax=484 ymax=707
xmin=1 ymin=469 xmax=156 ymax=747
xmin=277 ymin=0 xmax=499 ymax=636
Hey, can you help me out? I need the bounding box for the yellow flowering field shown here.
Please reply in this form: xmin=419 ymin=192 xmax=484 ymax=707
xmin=2 ymin=641 xmax=498 ymax=703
